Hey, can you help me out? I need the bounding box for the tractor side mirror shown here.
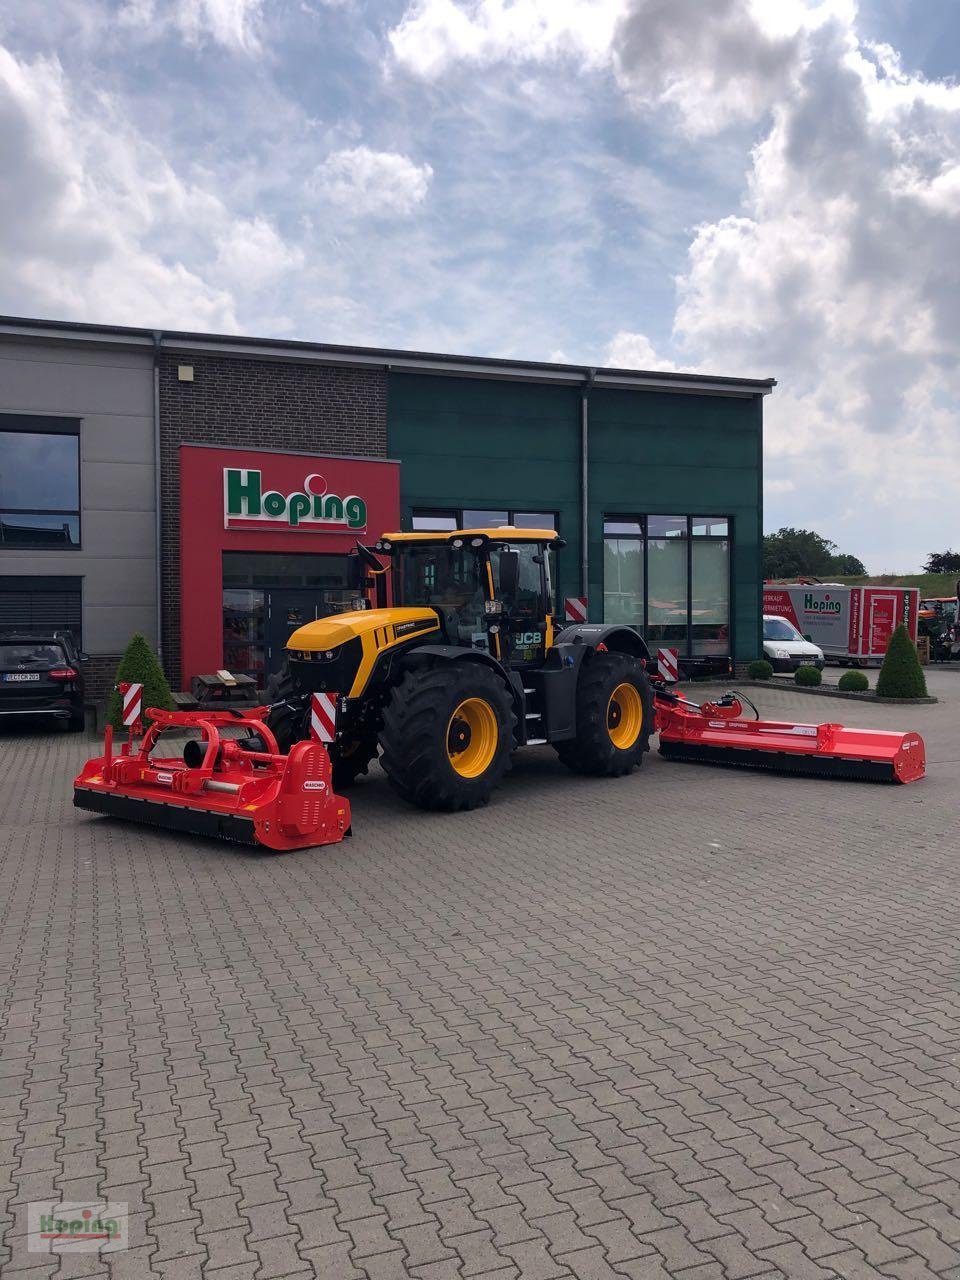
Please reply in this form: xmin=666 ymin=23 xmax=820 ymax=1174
xmin=498 ymin=549 xmax=520 ymax=600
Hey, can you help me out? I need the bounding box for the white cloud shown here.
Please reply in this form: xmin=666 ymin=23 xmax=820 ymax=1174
xmin=389 ymin=0 xmax=626 ymax=79
xmin=0 ymin=42 xmax=302 ymax=329
xmin=118 ymin=0 xmax=264 ymax=53
xmin=604 ymin=330 xmax=674 ymax=370
xmin=314 ymin=146 xmax=433 ymax=216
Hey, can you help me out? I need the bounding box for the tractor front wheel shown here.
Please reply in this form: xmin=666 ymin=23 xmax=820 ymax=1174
xmin=261 ymin=664 xmax=377 ymax=788
xmin=379 ymin=662 xmax=515 ymax=811
xmin=555 ymin=651 xmax=653 ymax=777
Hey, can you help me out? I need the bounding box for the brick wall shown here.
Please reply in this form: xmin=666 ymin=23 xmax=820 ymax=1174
xmin=159 ymin=353 xmax=388 ymax=688
xmin=84 ymin=655 xmax=122 ymax=707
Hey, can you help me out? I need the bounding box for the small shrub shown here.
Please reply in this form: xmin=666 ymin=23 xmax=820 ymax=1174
xmin=838 ymin=669 xmax=869 ymax=692
xmin=876 ymin=625 xmax=928 ymax=699
xmin=107 ymin=633 xmax=175 ymax=730
xmin=795 ymin=664 xmax=822 ymax=687
xmin=748 ymin=659 xmax=773 ymax=680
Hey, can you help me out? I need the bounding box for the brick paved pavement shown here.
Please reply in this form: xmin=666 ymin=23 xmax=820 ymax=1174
xmin=2 ymin=672 xmax=960 ymax=1279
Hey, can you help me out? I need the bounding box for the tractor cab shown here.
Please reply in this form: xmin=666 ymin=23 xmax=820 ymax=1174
xmin=372 ymin=528 xmax=563 ymax=667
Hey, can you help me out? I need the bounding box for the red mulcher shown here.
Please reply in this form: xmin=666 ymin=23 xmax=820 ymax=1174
xmin=74 ymin=707 xmax=351 ymax=851
xmin=653 ymin=684 xmax=925 ymax=784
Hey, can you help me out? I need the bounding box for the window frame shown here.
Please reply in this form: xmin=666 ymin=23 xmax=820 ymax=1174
xmin=0 ymin=415 xmax=82 ymax=551
xmin=412 ymin=507 xmax=560 ymax=533
xmin=602 ymin=514 xmax=733 ymax=658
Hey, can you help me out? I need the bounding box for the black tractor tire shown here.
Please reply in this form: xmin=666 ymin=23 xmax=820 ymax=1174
xmin=555 ymin=651 xmax=654 ymax=777
xmin=261 ymin=663 xmax=377 ymax=788
xmin=262 ymin=665 xmax=307 ymax=752
xmin=379 ymin=662 xmax=516 ymax=811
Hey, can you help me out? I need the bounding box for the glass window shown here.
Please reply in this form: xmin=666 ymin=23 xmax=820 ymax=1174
xmin=603 ymin=535 xmax=644 ymax=625
xmin=513 ymin=512 xmax=555 ymax=530
xmin=463 ymin=509 xmax=509 ymax=528
xmin=604 ymin=519 xmax=643 ymax=536
xmin=647 ymin=515 xmax=687 ymax=538
xmin=400 ymin=544 xmax=487 ymax=643
xmin=222 ymin=552 xmax=349 ymax=588
xmin=490 ymin=542 xmax=545 ymax=621
xmin=0 ymin=431 xmax=79 ymax=509
xmin=646 ymin=535 xmax=688 ymax=647
xmin=412 ymin=510 xmax=458 ymax=531
xmin=692 ymin=539 xmax=730 ymax=654
xmin=0 ymin=514 xmax=80 ymax=546
xmin=692 ymin=517 xmax=729 ymax=537
xmin=0 ymin=424 xmax=81 ymax=549
xmin=763 ymin=617 xmax=803 ymax=642
xmin=223 ymin=589 xmax=266 ymax=680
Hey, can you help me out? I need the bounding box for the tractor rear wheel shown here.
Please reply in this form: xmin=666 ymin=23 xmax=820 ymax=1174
xmin=261 ymin=664 xmax=377 ymax=788
xmin=379 ymin=662 xmax=515 ymax=811
xmin=555 ymin=651 xmax=653 ymax=777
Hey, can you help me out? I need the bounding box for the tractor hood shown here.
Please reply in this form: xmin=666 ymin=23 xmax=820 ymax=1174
xmin=287 ymin=607 xmax=439 ymax=654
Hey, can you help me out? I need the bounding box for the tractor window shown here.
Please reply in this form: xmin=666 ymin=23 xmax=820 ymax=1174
xmin=398 ymin=545 xmax=488 ymax=643
xmin=490 ymin=543 xmax=546 ymax=621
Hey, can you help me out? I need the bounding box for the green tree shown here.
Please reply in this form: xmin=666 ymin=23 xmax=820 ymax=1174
xmin=923 ymin=550 xmax=960 ymax=574
xmin=830 ymin=553 xmax=867 ymax=575
xmin=763 ymin=527 xmax=865 ymax=578
xmin=106 ymin=634 xmax=175 ymax=730
xmin=876 ymin=625 xmax=927 ymax=699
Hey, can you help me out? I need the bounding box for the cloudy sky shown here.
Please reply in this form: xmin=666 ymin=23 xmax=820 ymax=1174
xmin=2 ymin=0 xmax=958 ymax=572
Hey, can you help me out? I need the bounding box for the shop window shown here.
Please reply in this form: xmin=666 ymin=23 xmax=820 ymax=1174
xmin=602 ymin=515 xmax=731 ymax=657
xmin=603 ymin=522 xmax=644 ymax=625
xmin=692 ymin=538 xmax=730 ymax=655
xmin=0 ymin=416 xmax=81 ymax=549
xmin=647 ymin=522 xmax=688 ymax=649
xmin=412 ymin=507 xmax=559 ymax=533
xmin=411 ymin=510 xmax=458 ymax=531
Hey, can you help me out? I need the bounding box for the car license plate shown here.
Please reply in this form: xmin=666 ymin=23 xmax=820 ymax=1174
xmin=3 ymin=673 xmax=41 ymax=682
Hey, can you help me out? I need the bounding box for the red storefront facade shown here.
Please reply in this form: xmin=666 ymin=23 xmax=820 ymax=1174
xmin=179 ymin=445 xmax=400 ymax=687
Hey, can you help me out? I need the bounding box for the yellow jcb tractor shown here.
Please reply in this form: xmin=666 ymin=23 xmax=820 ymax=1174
xmin=251 ymin=527 xmax=654 ymax=811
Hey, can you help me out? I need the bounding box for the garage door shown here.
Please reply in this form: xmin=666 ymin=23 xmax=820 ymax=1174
xmin=0 ymin=576 xmax=82 ymax=640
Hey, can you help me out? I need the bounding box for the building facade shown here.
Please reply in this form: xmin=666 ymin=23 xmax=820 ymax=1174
xmin=0 ymin=317 xmax=773 ymax=701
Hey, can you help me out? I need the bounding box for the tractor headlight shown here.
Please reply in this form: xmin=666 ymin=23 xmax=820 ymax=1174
xmin=322 ymin=646 xmax=342 ymax=661
xmin=380 ymin=539 xmax=392 ymax=551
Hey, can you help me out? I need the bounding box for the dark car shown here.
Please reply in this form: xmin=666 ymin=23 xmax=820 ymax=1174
xmin=0 ymin=631 xmax=87 ymax=731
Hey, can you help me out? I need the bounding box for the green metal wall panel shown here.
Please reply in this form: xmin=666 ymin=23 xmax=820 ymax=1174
xmin=387 ymin=373 xmax=764 ymax=662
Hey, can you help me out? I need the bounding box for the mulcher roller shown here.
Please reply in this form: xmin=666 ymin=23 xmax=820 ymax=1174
xmin=74 ymin=707 xmax=352 ymax=851
xmin=654 ymin=689 xmax=925 ymax=785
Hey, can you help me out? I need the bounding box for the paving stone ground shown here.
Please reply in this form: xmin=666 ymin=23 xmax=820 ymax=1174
xmin=2 ymin=670 xmax=960 ymax=1279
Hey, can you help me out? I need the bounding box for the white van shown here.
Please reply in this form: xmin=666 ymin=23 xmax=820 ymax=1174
xmin=762 ymin=614 xmax=826 ymax=672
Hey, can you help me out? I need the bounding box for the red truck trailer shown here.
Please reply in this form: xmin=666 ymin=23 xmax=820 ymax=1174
xmin=762 ymin=583 xmax=919 ymax=666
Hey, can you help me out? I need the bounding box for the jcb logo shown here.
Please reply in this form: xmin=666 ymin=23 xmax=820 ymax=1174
xmin=516 ymin=632 xmax=541 ymax=645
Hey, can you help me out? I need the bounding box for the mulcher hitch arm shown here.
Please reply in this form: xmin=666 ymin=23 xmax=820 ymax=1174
xmin=74 ymin=706 xmax=352 ymax=850
xmin=651 ymin=684 xmax=925 ymax=784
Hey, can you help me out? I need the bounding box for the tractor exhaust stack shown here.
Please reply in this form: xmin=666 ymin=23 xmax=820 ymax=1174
xmin=74 ymin=707 xmax=351 ymax=851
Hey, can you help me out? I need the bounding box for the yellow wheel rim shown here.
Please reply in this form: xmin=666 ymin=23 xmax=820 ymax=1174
xmin=607 ymin=682 xmax=643 ymax=749
xmin=446 ymin=697 xmax=499 ymax=778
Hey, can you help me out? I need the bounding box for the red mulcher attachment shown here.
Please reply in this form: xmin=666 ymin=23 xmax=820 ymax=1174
xmin=654 ymin=686 xmax=925 ymax=784
xmin=74 ymin=707 xmax=352 ymax=850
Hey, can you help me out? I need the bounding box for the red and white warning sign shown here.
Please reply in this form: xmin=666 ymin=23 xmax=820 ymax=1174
xmin=564 ymin=596 xmax=588 ymax=624
xmin=310 ymin=692 xmax=338 ymax=743
xmin=657 ymin=648 xmax=680 ymax=682
xmin=119 ymin=682 xmax=143 ymax=728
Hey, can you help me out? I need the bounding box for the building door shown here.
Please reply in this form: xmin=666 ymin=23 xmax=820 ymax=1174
xmin=222 ymin=552 xmax=354 ymax=686
xmin=265 ymin=590 xmax=320 ymax=678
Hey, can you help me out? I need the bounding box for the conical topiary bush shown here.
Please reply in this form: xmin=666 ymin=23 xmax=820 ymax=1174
xmin=876 ymin=624 xmax=927 ymax=699
xmin=106 ymin=633 xmax=176 ymax=730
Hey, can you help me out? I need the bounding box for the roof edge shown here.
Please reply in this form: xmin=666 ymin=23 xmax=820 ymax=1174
xmin=0 ymin=314 xmax=776 ymax=397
